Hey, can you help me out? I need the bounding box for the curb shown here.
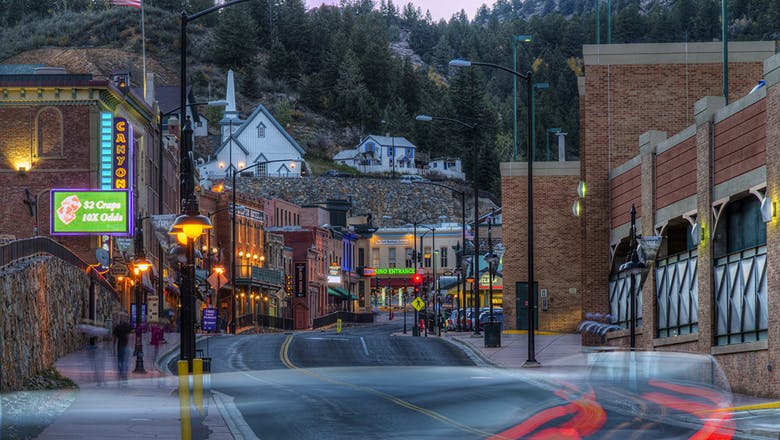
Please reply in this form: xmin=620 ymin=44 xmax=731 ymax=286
xmin=445 ymin=336 xmax=503 ymax=368
xmin=212 ymin=390 xmax=259 ymax=440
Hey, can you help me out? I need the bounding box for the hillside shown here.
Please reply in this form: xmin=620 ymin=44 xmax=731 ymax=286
xmin=2 ymin=0 xmax=778 ymax=197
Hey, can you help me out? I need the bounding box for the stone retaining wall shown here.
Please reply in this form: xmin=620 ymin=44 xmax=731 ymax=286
xmin=239 ymin=176 xmax=475 ymax=222
xmin=0 ymin=256 xmax=122 ymax=391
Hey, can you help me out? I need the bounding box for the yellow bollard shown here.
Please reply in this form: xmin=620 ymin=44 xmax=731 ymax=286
xmin=336 ymin=318 xmax=342 ymax=333
xmin=193 ymin=358 xmax=204 ymax=416
xmin=178 ymin=360 xmax=192 ymax=440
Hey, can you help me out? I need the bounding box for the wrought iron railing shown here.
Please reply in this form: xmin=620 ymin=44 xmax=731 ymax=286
xmin=236 ymin=265 xmax=283 ymax=286
xmin=0 ymin=237 xmax=117 ymax=294
xmin=257 ymin=314 xmax=293 ymax=330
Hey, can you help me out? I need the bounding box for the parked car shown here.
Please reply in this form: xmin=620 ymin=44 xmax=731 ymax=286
xmin=447 ymin=310 xmax=466 ymax=330
xmin=478 ymin=309 xmax=504 ymax=331
xmin=322 ymin=169 xmax=351 ymax=177
xmin=399 ymin=174 xmax=429 ymax=183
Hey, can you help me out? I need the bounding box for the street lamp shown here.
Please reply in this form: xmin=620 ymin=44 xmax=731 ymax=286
xmin=412 ymin=179 xmax=468 ymax=333
xmin=132 ymin=216 xmax=153 ymax=374
xmin=618 ymin=204 xmax=662 ymax=348
xmin=230 ymin=159 xmax=298 ymax=334
xmin=414 ymin=114 xmax=482 ymax=336
xmin=450 ymin=58 xmax=538 ymax=366
xmin=418 ymin=225 xmax=437 ymax=337
xmin=513 ymin=35 xmax=533 ymax=161
xmin=169 ymin=199 xmax=212 ymax=364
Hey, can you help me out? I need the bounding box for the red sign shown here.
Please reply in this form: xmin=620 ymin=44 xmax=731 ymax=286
xmin=362 ymin=267 xmax=377 ymax=277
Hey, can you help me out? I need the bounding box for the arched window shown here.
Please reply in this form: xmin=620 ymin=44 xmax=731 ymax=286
xmin=257 ymin=122 xmax=266 ymax=138
xmin=36 ymin=107 xmax=64 ymax=157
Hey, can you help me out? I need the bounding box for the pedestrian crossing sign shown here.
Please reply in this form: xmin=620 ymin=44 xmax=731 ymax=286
xmin=411 ymin=297 xmax=425 ymax=311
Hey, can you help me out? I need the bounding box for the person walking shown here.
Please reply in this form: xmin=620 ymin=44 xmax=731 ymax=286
xmin=113 ymin=318 xmax=133 ymax=387
xmin=86 ymin=336 xmax=106 ymax=386
xmin=150 ymin=322 xmax=164 ymax=361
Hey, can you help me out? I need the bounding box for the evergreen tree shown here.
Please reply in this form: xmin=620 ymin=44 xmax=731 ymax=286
xmin=334 ymin=49 xmax=377 ymax=129
xmin=211 ymin=6 xmax=258 ymax=69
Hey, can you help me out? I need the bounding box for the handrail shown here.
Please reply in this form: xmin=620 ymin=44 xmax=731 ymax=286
xmin=0 ymin=237 xmax=118 ymax=294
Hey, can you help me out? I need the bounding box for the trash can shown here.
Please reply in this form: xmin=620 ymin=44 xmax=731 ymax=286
xmin=412 ymin=325 xmax=420 ymax=337
xmin=483 ymin=321 xmax=501 ymax=347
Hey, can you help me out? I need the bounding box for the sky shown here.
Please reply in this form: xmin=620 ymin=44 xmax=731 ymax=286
xmin=304 ymin=0 xmax=489 ymax=22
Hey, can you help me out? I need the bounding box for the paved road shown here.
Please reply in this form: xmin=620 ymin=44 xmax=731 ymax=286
xmin=199 ymin=319 xmax=738 ymax=440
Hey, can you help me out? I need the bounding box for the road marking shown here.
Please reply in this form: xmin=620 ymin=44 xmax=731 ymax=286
xmin=360 ymin=337 xmax=369 ymax=357
xmin=279 ymin=334 xmax=506 ymax=439
xmin=303 ymin=336 xmax=350 ymax=341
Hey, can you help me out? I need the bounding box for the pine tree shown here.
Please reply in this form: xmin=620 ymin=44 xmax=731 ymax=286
xmin=211 ymin=6 xmax=258 ymax=69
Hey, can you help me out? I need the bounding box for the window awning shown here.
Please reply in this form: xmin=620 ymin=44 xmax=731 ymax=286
xmin=328 ymin=287 xmax=357 ymax=300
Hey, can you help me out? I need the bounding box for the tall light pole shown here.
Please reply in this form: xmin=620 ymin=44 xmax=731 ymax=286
xmin=412 ymin=180 xmax=467 ymax=332
xmin=415 ymin=114 xmax=481 ymax=335
xmin=230 ymin=159 xmax=298 ymax=334
xmin=449 ymin=58 xmax=538 ymax=367
xmin=132 ymin=215 xmax=152 ymax=374
xmin=513 ymin=35 xmax=532 ymax=161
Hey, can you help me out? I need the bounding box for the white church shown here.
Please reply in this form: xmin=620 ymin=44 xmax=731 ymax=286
xmin=198 ymin=70 xmax=306 ymax=181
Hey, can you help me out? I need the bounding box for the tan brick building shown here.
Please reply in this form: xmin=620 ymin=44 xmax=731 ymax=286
xmin=502 ymin=42 xmax=780 ymax=396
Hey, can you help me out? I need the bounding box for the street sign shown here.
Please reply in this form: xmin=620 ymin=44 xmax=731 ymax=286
xmin=411 ymin=297 xmax=425 ymax=311
xmin=207 ymin=272 xmax=228 ymax=291
xmin=202 ymin=308 xmax=217 ymax=331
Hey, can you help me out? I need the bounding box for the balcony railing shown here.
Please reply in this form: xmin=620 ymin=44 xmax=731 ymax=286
xmin=236 ymin=265 xmax=283 ymax=287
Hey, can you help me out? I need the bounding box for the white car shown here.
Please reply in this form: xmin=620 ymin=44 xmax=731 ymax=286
xmin=399 ymin=175 xmax=429 ymax=183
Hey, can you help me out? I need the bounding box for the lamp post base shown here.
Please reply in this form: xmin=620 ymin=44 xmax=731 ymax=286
xmin=133 ymin=352 xmax=147 ymax=374
xmin=521 ymin=360 xmax=541 ymax=368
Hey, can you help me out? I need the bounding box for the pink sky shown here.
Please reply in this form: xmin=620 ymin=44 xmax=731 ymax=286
xmin=305 ymin=0 xmax=488 ymax=21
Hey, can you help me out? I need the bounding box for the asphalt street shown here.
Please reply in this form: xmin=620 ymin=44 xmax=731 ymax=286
xmin=198 ymin=318 xmax=739 ymax=440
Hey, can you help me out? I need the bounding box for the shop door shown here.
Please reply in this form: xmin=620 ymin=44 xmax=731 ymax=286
xmin=515 ymin=282 xmax=538 ymax=330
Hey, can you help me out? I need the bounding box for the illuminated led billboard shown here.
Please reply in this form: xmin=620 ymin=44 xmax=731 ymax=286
xmin=50 ymin=190 xmax=132 ymax=235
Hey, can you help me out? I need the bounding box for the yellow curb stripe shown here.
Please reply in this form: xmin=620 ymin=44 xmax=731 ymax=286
xmin=501 ymin=330 xmax=563 ymax=336
xmin=706 ymin=401 xmax=780 ymax=413
xmin=279 ymin=335 xmax=507 ymax=439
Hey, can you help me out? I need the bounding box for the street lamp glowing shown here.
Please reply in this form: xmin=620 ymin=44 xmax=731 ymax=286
xmin=449 ymin=59 xmax=472 ymax=67
xmin=213 ymin=265 xmax=225 ymax=275
xmin=515 ymin=34 xmax=533 ymax=43
xmin=170 ymin=213 xmax=213 ymax=240
xmin=415 ymin=115 xmax=433 ymax=121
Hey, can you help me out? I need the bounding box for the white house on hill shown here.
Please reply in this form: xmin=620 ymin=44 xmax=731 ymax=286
xmin=426 ymin=157 xmax=465 ymax=181
xmin=199 ymin=70 xmax=305 ymax=181
xmin=334 ymin=135 xmax=418 ymax=175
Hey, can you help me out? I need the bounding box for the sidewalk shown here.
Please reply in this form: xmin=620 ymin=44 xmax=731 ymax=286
xmin=36 ymin=331 xmax=234 ymax=440
xmin=442 ymin=330 xmax=587 ymax=369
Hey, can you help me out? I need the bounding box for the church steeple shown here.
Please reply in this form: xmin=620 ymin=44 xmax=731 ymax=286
xmin=220 ymin=69 xmax=241 ymax=141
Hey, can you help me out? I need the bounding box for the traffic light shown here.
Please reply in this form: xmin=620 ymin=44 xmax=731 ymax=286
xmin=412 ymin=273 xmax=423 ymax=285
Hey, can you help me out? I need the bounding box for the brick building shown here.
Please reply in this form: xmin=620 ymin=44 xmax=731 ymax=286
xmin=0 ymin=67 xmax=175 ymax=315
xmin=503 ymin=41 xmax=780 ymax=396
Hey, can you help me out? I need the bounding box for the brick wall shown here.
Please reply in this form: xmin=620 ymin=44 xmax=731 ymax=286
xmin=714 ymin=100 xmax=766 ymax=184
xmin=763 ymin=53 xmax=780 ymax=396
xmin=501 ymin=162 xmax=582 ymax=332
xmin=656 ymin=136 xmax=697 ymax=209
xmin=0 ymin=105 xmax=95 ymax=262
xmin=581 ymin=43 xmax=767 ymax=347
xmin=610 ymin=165 xmax=642 ymax=228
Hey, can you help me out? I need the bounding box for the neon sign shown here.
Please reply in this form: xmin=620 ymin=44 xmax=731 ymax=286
xmin=113 ymin=117 xmax=133 ymax=190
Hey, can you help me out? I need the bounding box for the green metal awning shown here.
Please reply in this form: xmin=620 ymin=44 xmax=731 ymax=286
xmin=328 ymin=287 xmax=345 ymax=298
xmin=328 ymin=287 xmax=357 ymax=300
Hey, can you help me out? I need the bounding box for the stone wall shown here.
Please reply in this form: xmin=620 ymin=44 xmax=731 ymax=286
xmin=0 ymin=256 xmax=122 ymax=391
xmin=238 ymin=176 xmax=480 ymax=225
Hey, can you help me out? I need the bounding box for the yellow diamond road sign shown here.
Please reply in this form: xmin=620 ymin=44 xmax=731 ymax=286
xmin=411 ymin=297 xmax=425 ymax=311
